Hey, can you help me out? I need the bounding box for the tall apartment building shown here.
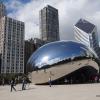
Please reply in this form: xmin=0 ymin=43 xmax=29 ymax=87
xmin=74 ymin=19 xmax=100 ymax=58
xmin=0 ymin=3 xmax=6 ymax=18
xmin=0 ymin=3 xmax=25 ymax=74
xmin=40 ymin=5 xmax=60 ymax=42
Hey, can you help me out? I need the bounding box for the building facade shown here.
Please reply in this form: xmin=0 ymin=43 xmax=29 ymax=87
xmin=40 ymin=5 xmax=60 ymax=42
xmin=0 ymin=3 xmax=25 ymax=74
xmin=0 ymin=3 xmax=6 ymax=18
xmin=74 ymin=19 xmax=100 ymax=58
xmin=0 ymin=16 xmax=25 ymax=74
xmin=34 ymin=38 xmax=46 ymax=48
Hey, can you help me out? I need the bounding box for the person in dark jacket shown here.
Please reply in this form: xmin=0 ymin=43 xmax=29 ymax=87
xmin=10 ymin=79 xmax=16 ymax=92
xmin=22 ymin=77 xmax=26 ymax=90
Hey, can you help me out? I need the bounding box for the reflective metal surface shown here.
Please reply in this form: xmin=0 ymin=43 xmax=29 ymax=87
xmin=27 ymin=41 xmax=100 ymax=84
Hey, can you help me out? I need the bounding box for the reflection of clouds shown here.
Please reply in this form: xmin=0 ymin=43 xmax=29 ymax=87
xmin=34 ymin=48 xmax=94 ymax=68
xmin=28 ymin=41 xmax=98 ymax=70
xmin=36 ymin=57 xmax=71 ymax=68
xmin=47 ymin=57 xmax=61 ymax=65
xmin=42 ymin=56 xmax=49 ymax=63
xmin=36 ymin=57 xmax=61 ymax=68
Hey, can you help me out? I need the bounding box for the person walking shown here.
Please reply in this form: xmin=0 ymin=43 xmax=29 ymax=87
xmin=10 ymin=79 xmax=16 ymax=92
xmin=22 ymin=77 xmax=26 ymax=90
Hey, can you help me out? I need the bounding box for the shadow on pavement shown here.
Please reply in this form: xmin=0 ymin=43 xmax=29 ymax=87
xmin=17 ymin=87 xmax=36 ymax=91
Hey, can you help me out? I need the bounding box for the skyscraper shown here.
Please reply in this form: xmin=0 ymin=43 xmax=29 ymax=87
xmin=0 ymin=3 xmax=25 ymax=74
xmin=40 ymin=5 xmax=60 ymax=42
xmin=74 ymin=19 xmax=100 ymax=58
xmin=0 ymin=3 xmax=6 ymax=18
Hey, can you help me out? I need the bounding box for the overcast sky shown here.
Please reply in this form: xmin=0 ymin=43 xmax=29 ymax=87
xmin=4 ymin=0 xmax=100 ymax=41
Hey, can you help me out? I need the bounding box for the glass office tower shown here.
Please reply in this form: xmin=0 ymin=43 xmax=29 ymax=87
xmin=40 ymin=5 xmax=60 ymax=42
xmin=74 ymin=19 xmax=100 ymax=58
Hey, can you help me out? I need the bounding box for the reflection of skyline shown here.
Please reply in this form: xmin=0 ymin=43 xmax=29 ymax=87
xmin=27 ymin=41 xmax=100 ymax=85
xmin=28 ymin=41 xmax=97 ymax=69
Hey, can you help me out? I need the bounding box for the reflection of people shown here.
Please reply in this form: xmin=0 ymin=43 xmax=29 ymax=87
xmin=48 ymin=77 xmax=52 ymax=87
xmin=99 ymin=77 xmax=100 ymax=83
xmin=64 ymin=78 xmax=68 ymax=84
xmin=70 ymin=78 xmax=73 ymax=84
xmin=95 ymin=76 xmax=98 ymax=83
xmin=10 ymin=79 xmax=16 ymax=92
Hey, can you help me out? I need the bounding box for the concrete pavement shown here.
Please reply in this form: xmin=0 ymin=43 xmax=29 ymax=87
xmin=0 ymin=83 xmax=100 ymax=100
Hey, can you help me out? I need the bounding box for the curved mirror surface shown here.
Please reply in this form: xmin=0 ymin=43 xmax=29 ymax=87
xmin=27 ymin=41 xmax=97 ymax=70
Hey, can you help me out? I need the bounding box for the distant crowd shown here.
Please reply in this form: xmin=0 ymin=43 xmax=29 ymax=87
xmin=64 ymin=75 xmax=100 ymax=84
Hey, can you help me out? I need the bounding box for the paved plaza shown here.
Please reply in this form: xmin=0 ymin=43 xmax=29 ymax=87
xmin=0 ymin=83 xmax=100 ymax=100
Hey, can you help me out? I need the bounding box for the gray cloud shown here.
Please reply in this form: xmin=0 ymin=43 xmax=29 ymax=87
xmin=6 ymin=0 xmax=100 ymax=41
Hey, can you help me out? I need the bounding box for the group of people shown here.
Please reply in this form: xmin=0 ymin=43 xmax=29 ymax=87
xmin=10 ymin=77 xmax=27 ymax=92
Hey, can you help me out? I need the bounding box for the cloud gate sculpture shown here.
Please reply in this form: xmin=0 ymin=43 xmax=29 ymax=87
xmin=27 ymin=41 xmax=100 ymax=84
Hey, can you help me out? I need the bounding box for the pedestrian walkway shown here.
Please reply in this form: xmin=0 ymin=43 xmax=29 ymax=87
xmin=0 ymin=83 xmax=100 ymax=100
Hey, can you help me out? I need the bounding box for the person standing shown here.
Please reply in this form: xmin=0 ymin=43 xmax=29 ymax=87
xmin=10 ymin=79 xmax=16 ymax=92
xmin=48 ymin=76 xmax=52 ymax=87
xmin=2 ymin=78 xmax=5 ymax=86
